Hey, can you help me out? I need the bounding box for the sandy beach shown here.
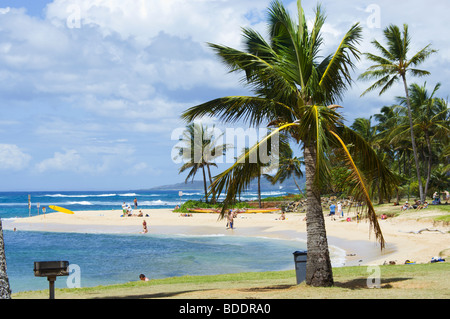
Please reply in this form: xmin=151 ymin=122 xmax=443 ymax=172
xmin=6 ymin=207 xmax=449 ymax=267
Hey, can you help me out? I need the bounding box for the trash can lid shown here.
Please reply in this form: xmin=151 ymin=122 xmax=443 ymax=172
xmin=293 ymin=250 xmax=307 ymax=255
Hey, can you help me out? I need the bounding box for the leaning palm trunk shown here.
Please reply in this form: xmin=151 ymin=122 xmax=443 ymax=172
xmin=304 ymin=144 xmax=333 ymax=286
xmin=0 ymin=219 xmax=11 ymax=299
xmin=293 ymin=176 xmax=304 ymax=195
xmin=202 ymin=166 xmax=208 ymax=203
xmin=257 ymin=173 xmax=262 ymax=208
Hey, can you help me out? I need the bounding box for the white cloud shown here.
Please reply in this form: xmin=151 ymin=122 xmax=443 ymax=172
xmin=0 ymin=144 xmax=31 ymax=170
xmin=36 ymin=149 xmax=81 ymax=173
xmin=45 ymin=0 xmax=267 ymax=48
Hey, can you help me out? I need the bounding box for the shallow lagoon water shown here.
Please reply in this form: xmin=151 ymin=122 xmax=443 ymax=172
xmin=4 ymin=229 xmax=307 ymax=293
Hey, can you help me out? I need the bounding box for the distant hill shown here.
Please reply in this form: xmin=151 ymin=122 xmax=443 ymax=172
xmin=150 ymin=177 xmax=305 ymax=192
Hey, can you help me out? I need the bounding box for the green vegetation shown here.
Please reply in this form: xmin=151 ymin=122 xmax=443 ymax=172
xmin=12 ymin=263 xmax=450 ymax=299
xmin=173 ymin=200 xmax=251 ymax=213
xmin=261 ymin=194 xmax=305 ymax=202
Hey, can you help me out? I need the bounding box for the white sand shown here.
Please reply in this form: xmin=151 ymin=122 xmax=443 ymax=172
xmin=6 ymin=208 xmax=450 ymax=266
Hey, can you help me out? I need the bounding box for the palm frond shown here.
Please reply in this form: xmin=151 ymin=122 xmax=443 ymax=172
xmin=370 ymin=39 xmax=395 ymax=61
xmin=329 ymin=130 xmax=385 ymax=249
xmin=406 ymin=44 xmax=437 ymax=67
xmin=181 ymin=96 xmax=294 ymax=127
xmin=319 ymin=23 xmax=362 ymax=104
xmin=337 ymin=126 xmax=400 ymax=204
xmin=407 ymin=68 xmax=431 ymax=77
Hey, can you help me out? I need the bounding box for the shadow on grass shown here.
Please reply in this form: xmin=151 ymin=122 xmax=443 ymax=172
xmin=92 ymin=289 xmax=214 ymax=299
xmin=238 ymin=284 xmax=296 ymax=292
xmin=334 ymin=277 xmax=412 ymax=290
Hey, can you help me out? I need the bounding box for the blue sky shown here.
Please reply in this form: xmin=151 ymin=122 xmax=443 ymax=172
xmin=0 ymin=0 xmax=448 ymax=191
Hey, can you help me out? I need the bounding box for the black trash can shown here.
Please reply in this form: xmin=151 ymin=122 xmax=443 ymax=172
xmin=293 ymin=250 xmax=307 ymax=284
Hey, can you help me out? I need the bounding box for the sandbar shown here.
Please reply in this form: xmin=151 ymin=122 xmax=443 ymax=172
xmin=5 ymin=208 xmax=450 ymax=267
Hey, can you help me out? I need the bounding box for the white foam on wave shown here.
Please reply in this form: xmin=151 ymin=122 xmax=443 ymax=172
xmin=66 ymin=201 xmax=93 ymax=205
xmin=44 ymin=194 xmax=117 ymax=198
xmin=139 ymin=200 xmax=179 ymax=206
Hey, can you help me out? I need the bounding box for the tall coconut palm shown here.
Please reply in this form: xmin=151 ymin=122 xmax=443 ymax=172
xmin=182 ymin=1 xmax=398 ymax=287
xmin=373 ymin=105 xmax=406 ymax=202
xmin=396 ymin=82 xmax=450 ymax=197
xmin=237 ymin=145 xmax=272 ymax=208
xmin=174 ymin=123 xmax=229 ymax=203
xmin=0 ymin=219 xmax=11 ymax=299
xmin=359 ymin=24 xmax=437 ymax=202
xmin=266 ymin=139 xmax=304 ymax=195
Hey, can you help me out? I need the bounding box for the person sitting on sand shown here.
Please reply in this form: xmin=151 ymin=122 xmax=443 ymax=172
xmin=277 ymin=212 xmax=286 ymax=220
xmin=139 ymin=274 xmax=149 ymax=281
xmin=381 ymin=214 xmax=387 ymax=220
xmin=418 ymin=201 xmax=428 ymax=210
xmin=401 ymin=201 xmax=410 ymax=211
xmin=443 ymin=190 xmax=449 ymax=204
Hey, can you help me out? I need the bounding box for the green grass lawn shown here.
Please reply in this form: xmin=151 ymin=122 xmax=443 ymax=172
xmin=12 ymin=263 xmax=449 ymax=299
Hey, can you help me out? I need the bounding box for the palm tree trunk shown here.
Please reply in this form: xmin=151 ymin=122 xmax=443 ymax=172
xmin=207 ymin=165 xmax=216 ymax=204
xmin=293 ymin=175 xmax=304 ymax=196
xmin=424 ymin=131 xmax=432 ymax=200
xmin=0 ymin=219 xmax=11 ymax=299
xmin=257 ymin=173 xmax=262 ymax=209
xmin=304 ymin=144 xmax=334 ymax=287
xmin=401 ymin=74 xmax=424 ymax=202
xmin=202 ymin=165 xmax=208 ymax=203
xmin=377 ymin=183 xmax=383 ymax=204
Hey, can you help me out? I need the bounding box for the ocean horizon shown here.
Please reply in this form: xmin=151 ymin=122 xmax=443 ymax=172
xmin=0 ymin=189 xmax=344 ymax=294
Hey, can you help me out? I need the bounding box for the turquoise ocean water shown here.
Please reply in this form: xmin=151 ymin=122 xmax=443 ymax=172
xmin=0 ymin=190 xmax=341 ymax=293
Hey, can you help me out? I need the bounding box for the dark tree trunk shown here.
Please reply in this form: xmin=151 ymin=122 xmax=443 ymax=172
xmin=0 ymin=219 xmax=11 ymax=299
xmin=202 ymin=166 xmax=208 ymax=203
xmin=304 ymin=144 xmax=334 ymax=287
xmin=257 ymin=173 xmax=262 ymax=209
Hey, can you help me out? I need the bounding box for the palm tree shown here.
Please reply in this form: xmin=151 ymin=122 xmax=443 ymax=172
xmin=237 ymin=145 xmax=272 ymax=208
xmin=174 ymin=123 xmax=229 ymax=203
xmin=182 ymin=1 xmax=398 ymax=287
xmin=0 ymin=219 xmax=11 ymax=299
xmin=373 ymin=105 xmax=407 ymax=202
xmin=397 ymin=82 xmax=449 ymax=198
xmin=266 ymin=139 xmax=304 ymax=195
xmin=359 ymin=24 xmax=437 ymax=202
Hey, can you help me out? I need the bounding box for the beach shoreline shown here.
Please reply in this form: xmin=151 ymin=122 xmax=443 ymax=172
xmin=4 ymin=208 xmax=449 ymax=267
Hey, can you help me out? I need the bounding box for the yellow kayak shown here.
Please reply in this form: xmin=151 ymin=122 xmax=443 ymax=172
xmin=48 ymin=205 xmax=75 ymax=215
xmin=242 ymin=208 xmax=280 ymax=213
xmin=187 ymin=208 xmax=219 ymax=213
xmin=187 ymin=208 xmax=280 ymax=213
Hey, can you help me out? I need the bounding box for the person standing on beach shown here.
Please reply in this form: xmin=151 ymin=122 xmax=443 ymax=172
xmin=227 ymin=210 xmax=234 ymax=229
xmin=134 ymin=198 xmax=138 ymax=209
xmin=337 ymin=202 xmax=343 ymax=218
xmin=329 ymin=203 xmax=336 ymax=220
xmin=141 ymin=220 xmax=148 ymax=234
